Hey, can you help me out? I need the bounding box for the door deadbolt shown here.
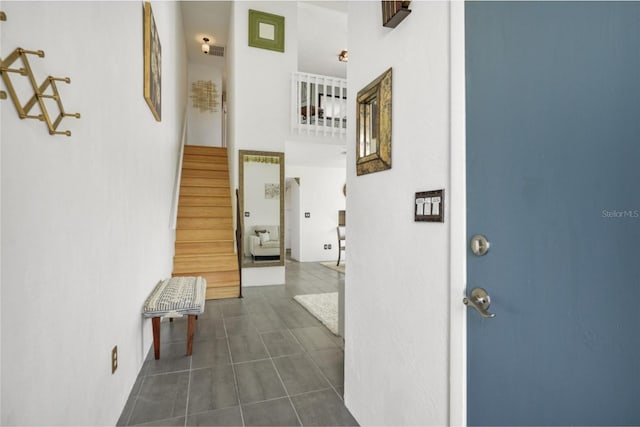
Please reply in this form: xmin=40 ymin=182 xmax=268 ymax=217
xmin=470 ymin=234 xmax=490 ymax=256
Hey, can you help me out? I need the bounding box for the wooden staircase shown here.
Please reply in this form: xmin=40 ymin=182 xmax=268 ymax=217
xmin=173 ymin=145 xmax=240 ymax=300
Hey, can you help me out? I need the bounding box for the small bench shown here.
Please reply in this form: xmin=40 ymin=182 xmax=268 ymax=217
xmin=142 ymin=276 xmax=206 ymax=359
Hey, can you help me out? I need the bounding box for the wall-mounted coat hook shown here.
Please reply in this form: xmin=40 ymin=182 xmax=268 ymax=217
xmin=0 ymin=11 xmax=6 ymax=99
xmin=1 ymin=47 xmax=80 ymax=136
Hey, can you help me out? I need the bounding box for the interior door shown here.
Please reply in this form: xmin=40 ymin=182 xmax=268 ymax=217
xmin=465 ymin=2 xmax=640 ymax=425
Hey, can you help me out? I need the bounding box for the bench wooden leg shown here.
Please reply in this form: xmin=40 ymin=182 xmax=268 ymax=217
xmin=152 ymin=317 xmax=161 ymax=360
xmin=186 ymin=315 xmax=196 ymax=356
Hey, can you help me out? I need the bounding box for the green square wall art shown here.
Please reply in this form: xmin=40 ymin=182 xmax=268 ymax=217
xmin=248 ymin=9 xmax=285 ymax=53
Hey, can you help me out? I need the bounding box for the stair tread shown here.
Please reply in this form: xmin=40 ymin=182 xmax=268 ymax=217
xmin=176 ymin=234 xmax=233 ymax=243
xmin=183 ymin=154 xmax=228 ymax=164
xmin=179 ymin=188 xmax=230 ymax=197
xmin=179 ymin=196 xmax=231 ymax=207
xmin=177 ymin=206 xmax=233 ymax=216
xmin=185 ymin=270 xmax=240 ymax=280
xmin=182 ymin=161 xmax=229 ymax=171
xmin=174 ymin=254 xmax=237 ymax=259
xmin=174 ymin=268 xmax=239 ymax=275
xmin=205 ymin=285 xmax=241 ymax=300
xmin=184 ymin=145 xmax=227 ymax=155
xmin=180 ymin=178 xmax=230 ymax=188
xmin=177 ymin=220 xmax=234 ymax=230
xmin=181 ymin=169 xmax=229 ymax=179
xmin=175 ymin=146 xmax=238 ymax=300
xmin=174 ymin=246 xmax=234 ymax=252
xmin=174 ymin=254 xmax=238 ymax=259
xmin=175 ymin=239 xmax=234 ymax=243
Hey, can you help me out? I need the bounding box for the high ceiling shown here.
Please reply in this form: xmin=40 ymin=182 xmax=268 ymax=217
xmin=180 ymin=1 xmax=348 ymax=167
xmin=180 ymin=1 xmax=347 ymax=77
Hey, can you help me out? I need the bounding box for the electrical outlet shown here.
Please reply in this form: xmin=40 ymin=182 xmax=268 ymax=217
xmin=324 ymin=244 xmax=328 ymax=249
xmin=111 ymin=345 xmax=118 ymax=374
xmin=328 ymin=244 xmax=332 ymax=249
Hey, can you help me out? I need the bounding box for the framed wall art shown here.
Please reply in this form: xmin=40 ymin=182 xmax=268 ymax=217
xmin=382 ymin=1 xmax=412 ymax=28
xmin=144 ymin=1 xmax=161 ymax=121
xmin=248 ymin=9 xmax=285 ymax=53
xmin=265 ymin=183 xmax=280 ymax=199
xmin=356 ymin=68 xmax=392 ymax=176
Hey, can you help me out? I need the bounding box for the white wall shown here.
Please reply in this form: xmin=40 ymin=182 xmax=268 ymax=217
xmin=187 ymin=61 xmax=223 ymax=146
xmin=229 ymin=1 xmax=298 ymax=285
xmin=226 ymin=1 xmax=238 ymax=249
xmin=345 ymin=2 xmax=451 ymax=425
xmin=0 ymin=2 xmax=187 ymax=425
xmin=286 ymin=165 xmax=345 ymax=262
xmin=297 ymin=2 xmax=347 ymax=79
xmin=284 ymin=179 xmax=293 ymax=250
xmin=0 ymin=8 xmax=4 ymax=419
xmin=290 ymin=178 xmax=301 ymax=260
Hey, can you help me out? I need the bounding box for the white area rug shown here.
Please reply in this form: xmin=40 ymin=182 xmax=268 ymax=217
xmin=320 ymin=262 xmax=345 ymax=274
xmin=293 ymin=292 xmax=339 ymax=335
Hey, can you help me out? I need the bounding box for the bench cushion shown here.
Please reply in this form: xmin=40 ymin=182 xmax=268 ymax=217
xmin=142 ymin=276 xmax=206 ymax=318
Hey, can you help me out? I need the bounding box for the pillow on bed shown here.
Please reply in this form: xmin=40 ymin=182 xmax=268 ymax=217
xmin=258 ymin=231 xmax=270 ymax=245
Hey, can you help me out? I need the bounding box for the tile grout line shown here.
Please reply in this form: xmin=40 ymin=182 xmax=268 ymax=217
xmin=224 ymin=386 xmax=334 ymax=411
xmin=257 ymin=332 xmax=304 ymax=427
xmin=223 ymin=314 xmax=246 ymax=427
xmin=287 ymin=326 xmax=344 ymax=402
xmin=124 ymin=370 xmax=147 ymax=426
xmin=183 ymin=355 xmax=193 ymax=427
xmin=255 ymin=277 xmax=344 ymax=400
xmin=124 ymin=262 xmax=345 ymax=426
xmin=268 ymin=287 xmax=343 ymax=401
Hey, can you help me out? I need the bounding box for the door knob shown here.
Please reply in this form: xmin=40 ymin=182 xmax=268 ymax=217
xmin=463 ymin=287 xmax=496 ymax=318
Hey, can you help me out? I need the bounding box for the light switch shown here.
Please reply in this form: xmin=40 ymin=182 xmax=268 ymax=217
xmin=415 ymin=190 xmax=444 ymax=223
xmin=415 ymin=198 xmax=425 ymax=215
xmin=425 ymin=198 xmax=433 ymax=215
xmin=431 ymin=196 xmax=441 ymax=215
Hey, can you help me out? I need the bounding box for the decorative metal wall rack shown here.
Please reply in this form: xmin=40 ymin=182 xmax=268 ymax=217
xmin=0 ymin=11 xmax=5 ymax=101
xmin=1 ymin=15 xmax=80 ymax=136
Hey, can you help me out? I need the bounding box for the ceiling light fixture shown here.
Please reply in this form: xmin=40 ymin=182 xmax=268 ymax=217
xmin=201 ymin=37 xmax=210 ymax=55
xmin=338 ymin=50 xmax=348 ymax=62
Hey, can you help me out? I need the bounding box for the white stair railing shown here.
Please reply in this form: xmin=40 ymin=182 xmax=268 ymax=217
xmin=291 ymin=72 xmax=347 ymax=138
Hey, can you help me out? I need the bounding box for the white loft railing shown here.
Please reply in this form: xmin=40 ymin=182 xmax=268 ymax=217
xmin=291 ymin=72 xmax=347 ymax=138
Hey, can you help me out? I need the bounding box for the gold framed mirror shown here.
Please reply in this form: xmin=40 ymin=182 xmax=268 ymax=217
xmin=356 ymin=67 xmax=392 ymax=176
xmin=239 ymin=150 xmax=285 ymax=268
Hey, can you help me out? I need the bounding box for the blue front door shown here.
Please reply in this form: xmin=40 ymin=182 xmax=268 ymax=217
xmin=466 ymin=2 xmax=640 ymax=425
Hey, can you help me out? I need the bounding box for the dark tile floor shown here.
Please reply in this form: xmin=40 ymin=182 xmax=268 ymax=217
xmin=117 ymin=260 xmax=357 ymax=426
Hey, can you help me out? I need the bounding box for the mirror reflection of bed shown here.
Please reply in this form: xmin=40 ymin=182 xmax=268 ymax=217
xmin=239 ymin=150 xmax=284 ymax=268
